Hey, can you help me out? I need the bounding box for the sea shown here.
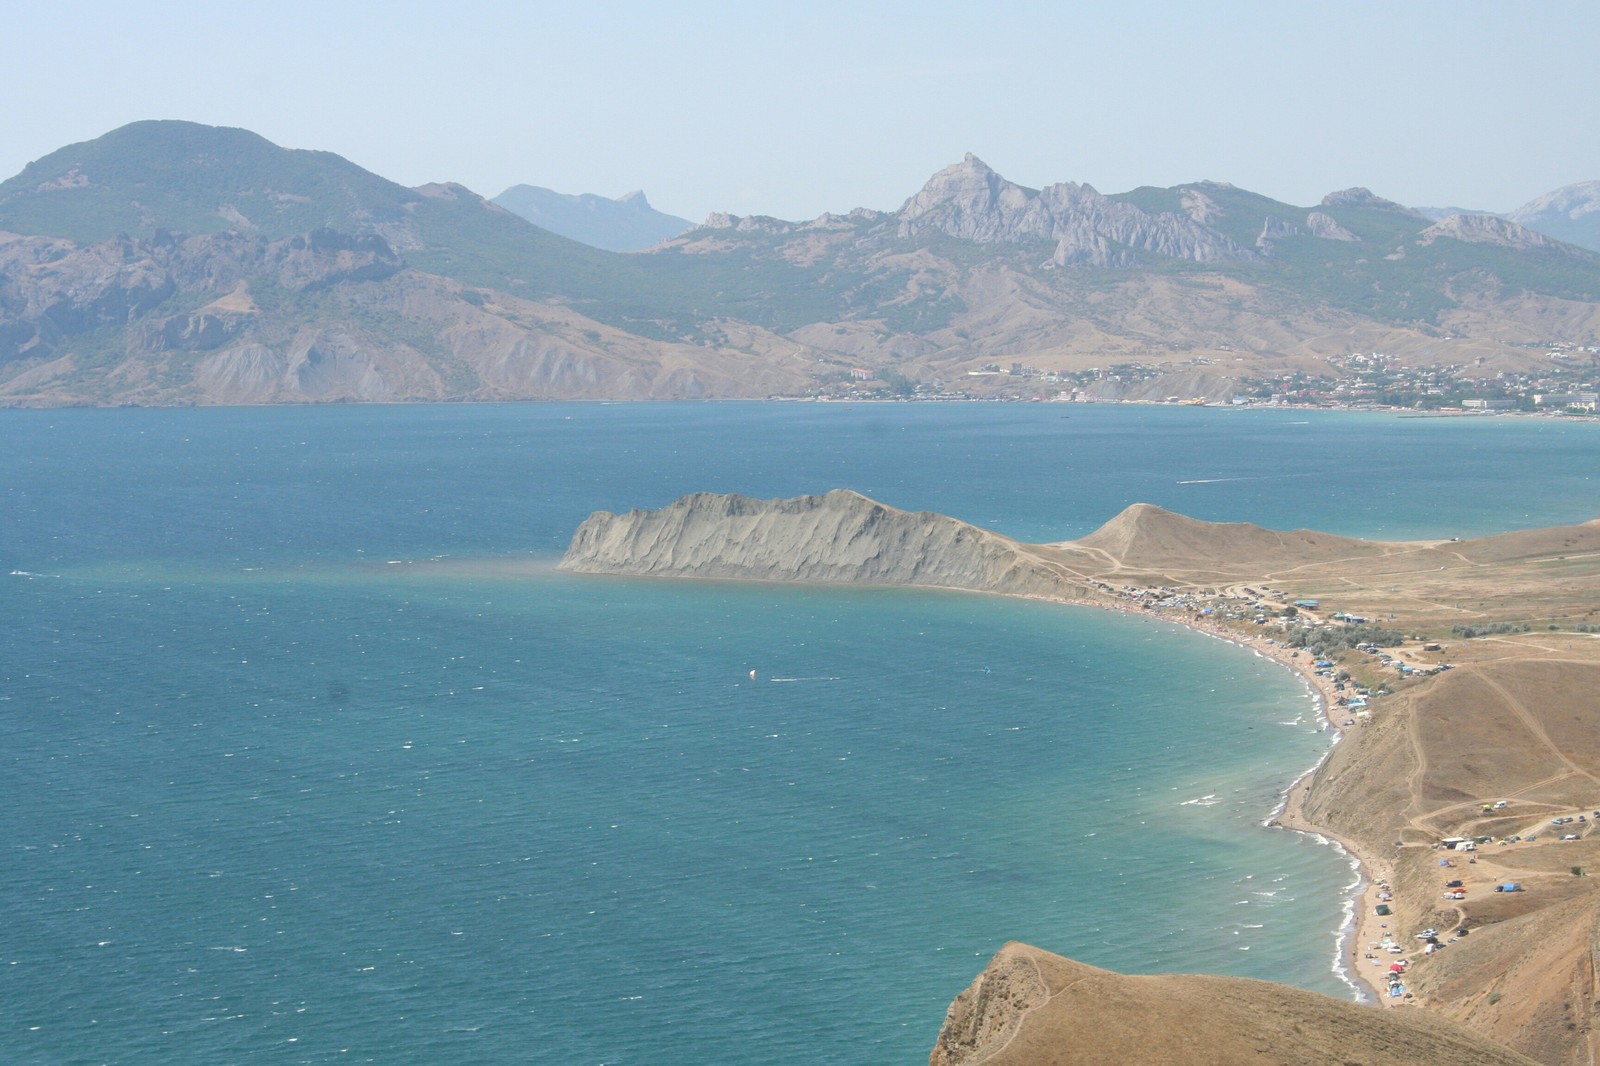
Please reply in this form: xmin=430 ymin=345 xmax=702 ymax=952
xmin=3 ymin=402 xmax=1597 ymax=1065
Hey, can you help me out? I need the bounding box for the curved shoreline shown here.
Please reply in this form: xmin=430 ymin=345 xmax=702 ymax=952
xmin=1027 ymin=589 xmax=1392 ymax=1004
xmin=551 ymin=557 xmax=1395 ymax=1004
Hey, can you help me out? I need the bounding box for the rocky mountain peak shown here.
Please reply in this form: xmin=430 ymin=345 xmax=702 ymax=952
xmin=1507 ymin=180 xmax=1600 ymax=252
xmin=1511 ymin=180 xmax=1600 ymax=222
xmin=1256 ymin=215 xmax=1302 ymax=254
xmin=1179 ymin=188 xmax=1224 ymax=225
xmin=894 ymin=158 xmax=1250 ymax=266
xmin=896 ymin=154 xmax=1037 ymax=239
xmin=1306 ymin=211 xmax=1360 ymax=241
xmin=1320 ymin=187 xmax=1419 ymax=214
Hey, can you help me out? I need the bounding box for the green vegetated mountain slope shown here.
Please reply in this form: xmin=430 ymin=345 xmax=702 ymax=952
xmin=2 ymin=122 xmax=1598 ymax=406
xmin=0 ymin=121 xmax=645 ymax=300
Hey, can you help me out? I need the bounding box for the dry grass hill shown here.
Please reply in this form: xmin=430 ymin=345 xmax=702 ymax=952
xmin=930 ymin=942 xmax=1540 ymax=1065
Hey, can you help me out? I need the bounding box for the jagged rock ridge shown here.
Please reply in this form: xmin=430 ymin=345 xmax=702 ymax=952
xmin=895 ymin=154 xmax=1252 ymax=267
xmin=1321 ymin=187 xmax=1423 ymax=214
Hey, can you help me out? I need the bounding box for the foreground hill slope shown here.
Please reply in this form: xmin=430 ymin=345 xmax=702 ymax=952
xmin=930 ymin=942 xmax=1539 ymax=1066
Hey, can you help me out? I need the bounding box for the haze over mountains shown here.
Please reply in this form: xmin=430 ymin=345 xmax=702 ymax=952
xmin=1415 ymin=181 xmax=1600 ymax=254
xmin=1507 ymin=180 xmax=1600 ymax=253
xmin=2 ymin=120 xmax=1599 ymax=407
xmin=490 ymin=185 xmax=691 ymax=252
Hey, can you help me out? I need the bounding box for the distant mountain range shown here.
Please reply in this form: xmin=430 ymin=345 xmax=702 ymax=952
xmin=1 ymin=120 xmax=1598 ymax=407
xmin=1507 ymin=180 xmax=1600 ymax=253
xmin=1407 ymin=184 xmax=1600 ymax=253
xmin=491 ymin=185 xmax=691 ymax=252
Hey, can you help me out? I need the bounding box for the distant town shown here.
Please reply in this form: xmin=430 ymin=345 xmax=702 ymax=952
xmin=810 ymin=344 xmax=1600 ymax=412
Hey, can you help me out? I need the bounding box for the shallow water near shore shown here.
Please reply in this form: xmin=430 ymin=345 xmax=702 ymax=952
xmin=3 ymin=403 xmax=1598 ymax=1063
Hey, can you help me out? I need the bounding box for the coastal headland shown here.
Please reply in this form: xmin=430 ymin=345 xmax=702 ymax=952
xmin=562 ymin=490 xmax=1600 ymax=1065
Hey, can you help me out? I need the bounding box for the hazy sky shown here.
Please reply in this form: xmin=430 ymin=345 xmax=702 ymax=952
xmin=5 ymin=1 xmax=1598 ymax=222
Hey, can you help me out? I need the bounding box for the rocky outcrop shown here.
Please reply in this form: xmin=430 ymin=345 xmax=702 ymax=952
xmin=1419 ymin=213 xmax=1589 ymax=255
xmin=1256 ymin=214 xmax=1302 ymax=253
xmin=701 ymin=212 xmax=797 ymax=235
xmin=1180 ymin=187 xmax=1224 ymax=225
xmin=559 ymin=489 xmax=1077 ymax=595
xmin=1306 ymin=210 xmax=1360 ymax=241
xmin=1321 ymin=187 xmax=1421 ymax=215
xmin=931 ymin=943 xmax=1541 ymax=1065
xmin=894 ymin=154 xmax=1252 ymax=266
xmin=132 ymin=311 xmax=249 ymax=353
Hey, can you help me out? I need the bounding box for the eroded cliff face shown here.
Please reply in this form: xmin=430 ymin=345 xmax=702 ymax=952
xmin=558 ymin=489 xmax=1078 ymax=596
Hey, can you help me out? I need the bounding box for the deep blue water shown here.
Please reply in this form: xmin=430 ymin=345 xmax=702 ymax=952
xmin=2 ymin=403 xmax=1597 ymax=1064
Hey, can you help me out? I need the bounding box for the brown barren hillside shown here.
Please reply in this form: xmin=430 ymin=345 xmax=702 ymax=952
xmin=929 ymin=942 xmax=1539 ymax=1066
xmin=1066 ymin=502 xmax=1388 ymax=575
xmin=1453 ymin=519 xmax=1600 ymax=564
xmin=561 ymin=491 xmax=1600 ymax=1064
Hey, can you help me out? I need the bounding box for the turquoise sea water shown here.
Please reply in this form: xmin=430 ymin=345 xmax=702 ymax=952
xmin=3 ymin=404 xmax=1598 ymax=1064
